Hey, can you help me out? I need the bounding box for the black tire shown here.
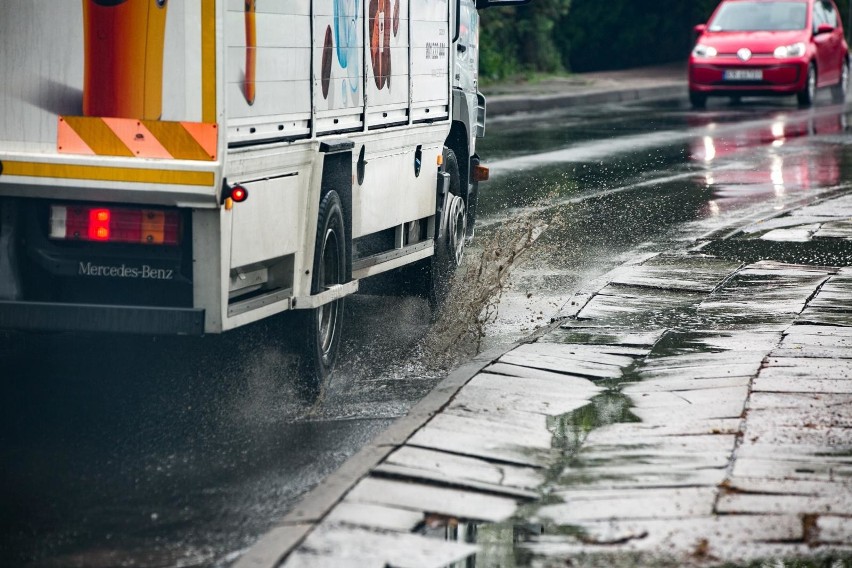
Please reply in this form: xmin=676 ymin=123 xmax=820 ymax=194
xmin=298 ymin=190 xmax=346 ymax=397
xmin=428 ymin=147 xmax=466 ymax=313
xmin=832 ymin=60 xmax=848 ymax=104
xmin=798 ymin=63 xmax=816 ymax=107
xmin=689 ymin=90 xmax=707 ymax=109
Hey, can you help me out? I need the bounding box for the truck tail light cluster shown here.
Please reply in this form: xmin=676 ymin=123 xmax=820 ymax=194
xmin=49 ymin=205 xmax=181 ymax=245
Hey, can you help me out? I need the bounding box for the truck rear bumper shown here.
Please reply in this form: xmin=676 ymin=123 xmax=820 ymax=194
xmin=0 ymin=301 xmax=205 ymax=335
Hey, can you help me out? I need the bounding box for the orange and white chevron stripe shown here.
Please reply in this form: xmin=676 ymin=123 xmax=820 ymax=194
xmin=58 ymin=116 xmax=218 ymax=161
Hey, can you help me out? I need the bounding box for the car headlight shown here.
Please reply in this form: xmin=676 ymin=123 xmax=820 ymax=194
xmin=693 ymin=44 xmax=718 ymax=58
xmin=774 ymin=42 xmax=806 ymax=58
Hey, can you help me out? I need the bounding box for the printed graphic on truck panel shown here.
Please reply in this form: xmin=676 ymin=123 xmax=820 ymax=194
xmin=312 ymin=0 xmax=364 ymax=133
xmin=225 ymin=0 xmax=312 ymax=143
xmin=366 ymin=0 xmax=408 ymax=125
xmin=0 ymin=0 xmax=213 ymax=158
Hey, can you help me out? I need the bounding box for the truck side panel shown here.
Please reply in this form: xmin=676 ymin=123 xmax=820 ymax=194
xmin=224 ymin=0 xmax=312 ymax=145
xmin=313 ymin=1 xmax=366 ymax=134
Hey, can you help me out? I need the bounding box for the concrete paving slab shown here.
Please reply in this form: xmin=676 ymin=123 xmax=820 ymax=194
xmin=346 ymin=477 xmax=520 ymax=523
xmin=761 ymin=224 xmax=822 ymax=242
xmin=623 ymin=376 xmax=751 ymax=393
xmin=761 ymin=357 xmax=852 ymax=377
xmin=285 ymin=524 xmax=476 ymax=568
xmin=448 ymin=382 xmax=592 ymax=417
xmin=581 ymin=419 xmax=742 ymax=441
xmin=406 ymin=421 xmax=550 ymax=468
xmin=813 ymin=220 xmax=852 ymax=239
xmin=632 ymin=403 xmax=745 ymax=422
xmin=731 ymin=457 xmax=852 ymax=481
xmin=717 ymin=492 xmax=852 ymax=515
xmin=550 ymin=325 xmax=667 ymax=348
xmin=383 ymin=446 xmax=543 ymax=491
xmin=741 ymin=215 xmax=836 ymax=234
xmin=516 ymin=342 xmax=639 ymax=367
xmin=723 ymin=477 xmax=852 ymax=496
xmin=638 ymin=364 xmax=759 ymax=381
xmin=422 ymin=412 xmax=552 ymax=449
xmin=640 ymin=351 xmax=767 ymax=369
xmin=578 ymin=285 xmax=704 ymax=321
xmin=753 ymin=377 xmax=852 ymax=394
xmin=324 ymin=502 xmax=425 ymax=532
xmin=538 ymin=487 xmax=717 ymax=523
xmin=372 ymin=463 xmax=541 ymax=501
xmin=748 ymin=391 xmax=852 ymax=410
xmin=817 ymin=515 xmax=852 ymax=543
xmin=558 ymin=466 xmax=728 ymax=490
xmin=522 ymin=516 xmax=811 ymax=563
xmin=499 ymin=350 xmax=624 ymax=380
xmin=629 ymin=386 xmax=750 ymax=410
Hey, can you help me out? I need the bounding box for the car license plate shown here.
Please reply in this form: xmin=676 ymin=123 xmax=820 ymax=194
xmin=724 ymin=69 xmax=763 ymax=81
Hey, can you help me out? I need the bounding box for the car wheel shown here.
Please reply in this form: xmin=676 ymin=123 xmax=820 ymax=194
xmin=832 ymin=59 xmax=848 ymax=104
xmin=298 ymin=190 xmax=346 ymax=398
xmin=689 ymin=90 xmax=707 ymax=109
xmin=798 ymin=63 xmax=816 ymax=107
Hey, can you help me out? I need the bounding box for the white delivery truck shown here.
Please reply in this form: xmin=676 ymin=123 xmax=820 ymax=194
xmin=0 ymin=0 xmax=526 ymax=386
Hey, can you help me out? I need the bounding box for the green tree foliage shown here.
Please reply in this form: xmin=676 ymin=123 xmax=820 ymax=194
xmin=480 ymin=0 xmax=852 ymax=78
xmin=479 ymin=0 xmax=571 ymax=80
xmin=558 ymin=0 xmax=719 ymax=72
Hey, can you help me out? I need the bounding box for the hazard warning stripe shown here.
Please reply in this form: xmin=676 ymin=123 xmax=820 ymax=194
xmin=1 ymin=160 xmax=215 ymax=187
xmin=58 ymin=117 xmax=218 ymax=161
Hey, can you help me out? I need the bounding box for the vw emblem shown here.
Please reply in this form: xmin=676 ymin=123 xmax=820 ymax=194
xmin=737 ymin=48 xmax=752 ymax=61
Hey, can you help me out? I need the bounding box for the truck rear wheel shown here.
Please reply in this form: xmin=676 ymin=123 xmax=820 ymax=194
xmin=428 ymin=147 xmax=465 ymax=313
xmin=298 ymin=190 xmax=346 ymax=397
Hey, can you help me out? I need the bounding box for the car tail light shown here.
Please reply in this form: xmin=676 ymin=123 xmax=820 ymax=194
xmin=49 ymin=204 xmax=180 ymax=245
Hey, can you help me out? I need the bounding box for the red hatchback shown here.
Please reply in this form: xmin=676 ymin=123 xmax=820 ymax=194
xmin=689 ymin=0 xmax=849 ymax=108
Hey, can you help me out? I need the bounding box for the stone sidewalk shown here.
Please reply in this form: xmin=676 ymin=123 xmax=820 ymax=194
xmin=235 ymin=190 xmax=852 ymax=566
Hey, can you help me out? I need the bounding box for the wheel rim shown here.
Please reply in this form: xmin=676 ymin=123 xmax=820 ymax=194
xmin=446 ymin=194 xmax=467 ymax=266
xmin=318 ymin=227 xmax=341 ymax=357
xmin=842 ymin=63 xmax=849 ymax=98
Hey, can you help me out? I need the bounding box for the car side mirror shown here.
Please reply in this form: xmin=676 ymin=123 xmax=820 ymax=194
xmin=816 ymin=23 xmax=835 ymax=35
xmin=694 ymin=23 xmax=707 ymax=34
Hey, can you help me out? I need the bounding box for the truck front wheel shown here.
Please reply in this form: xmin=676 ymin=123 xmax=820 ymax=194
xmin=429 ymin=147 xmax=465 ymax=313
xmin=298 ymin=190 xmax=346 ymax=396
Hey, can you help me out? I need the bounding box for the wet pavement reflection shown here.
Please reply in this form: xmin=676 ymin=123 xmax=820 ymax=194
xmin=3 ymin=95 xmax=852 ymax=567
xmin=475 ymin=98 xmax=852 ymax=350
xmin=443 ymin=97 xmax=852 ymax=567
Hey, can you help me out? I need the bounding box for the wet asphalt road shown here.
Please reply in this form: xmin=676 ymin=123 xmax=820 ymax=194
xmin=2 ymin=92 xmax=851 ymax=567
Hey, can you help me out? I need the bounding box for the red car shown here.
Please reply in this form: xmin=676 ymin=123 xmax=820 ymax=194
xmin=689 ymin=0 xmax=849 ymax=108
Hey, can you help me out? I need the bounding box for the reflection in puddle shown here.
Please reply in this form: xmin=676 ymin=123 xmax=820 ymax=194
xmin=692 ymin=112 xmax=847 ymax=218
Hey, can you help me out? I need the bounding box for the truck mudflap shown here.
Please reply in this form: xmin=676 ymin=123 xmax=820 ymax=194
xmin=0 ymin=301 xmax=205 ymax=335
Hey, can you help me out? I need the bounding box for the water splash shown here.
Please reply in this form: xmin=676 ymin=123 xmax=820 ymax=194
xmin=421 ymin=214 xmax=547 ymax=367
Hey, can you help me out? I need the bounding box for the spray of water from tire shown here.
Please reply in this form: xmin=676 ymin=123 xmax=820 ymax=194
xmin=421 ymin=212 xmax=548 ymax=367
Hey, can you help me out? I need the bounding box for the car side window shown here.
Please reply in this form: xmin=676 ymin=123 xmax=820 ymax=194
xmin=813 ymin=2 xmax=827 ymax=31
xmin=822 ymin=1 xmax=838 ymax=27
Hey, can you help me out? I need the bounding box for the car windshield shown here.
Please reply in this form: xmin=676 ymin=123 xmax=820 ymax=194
xmin=708 ymin=1 xmax=808 ymax=31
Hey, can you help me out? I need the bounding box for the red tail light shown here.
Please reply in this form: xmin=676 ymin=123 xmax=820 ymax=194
xmin=50 ymin=205 xmax=181 ymax=245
